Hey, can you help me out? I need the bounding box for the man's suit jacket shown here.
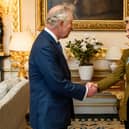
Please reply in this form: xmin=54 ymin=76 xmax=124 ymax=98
xmin=98 ymin=49 xmax=129 ymax=121
xmin=29 ymin=30 xmax=86 ymax=129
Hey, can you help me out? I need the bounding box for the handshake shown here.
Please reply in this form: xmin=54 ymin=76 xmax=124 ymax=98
xmin=86 ymin=82 xmax=98 ymax=97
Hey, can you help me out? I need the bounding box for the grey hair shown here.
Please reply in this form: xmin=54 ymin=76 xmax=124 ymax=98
xmin=46 ymin=4 xmax=74 ymax=26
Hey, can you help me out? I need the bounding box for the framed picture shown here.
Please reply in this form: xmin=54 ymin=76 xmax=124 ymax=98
xmin=36 ymin=0 xmax=129 ymax=31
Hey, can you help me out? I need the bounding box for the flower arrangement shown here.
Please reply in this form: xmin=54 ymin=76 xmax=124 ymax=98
xmin=66 ymin=34 xmax=103 ymax=66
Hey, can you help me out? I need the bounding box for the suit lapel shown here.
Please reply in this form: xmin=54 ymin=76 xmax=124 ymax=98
xmin=55 ymin=43 xmax=71 ymax=80
xmin=43 ymin=31 xmax=71 ymax=80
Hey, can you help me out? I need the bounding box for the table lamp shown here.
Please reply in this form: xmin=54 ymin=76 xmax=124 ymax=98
xmin=105 ymin=46 xmax=122 ymax=72
xmin=9 ymin=32 xmax=34 ymax=78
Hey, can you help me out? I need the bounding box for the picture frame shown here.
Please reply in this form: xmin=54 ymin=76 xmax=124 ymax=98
xmin=36 ymin=0 xmax=129 ymax=31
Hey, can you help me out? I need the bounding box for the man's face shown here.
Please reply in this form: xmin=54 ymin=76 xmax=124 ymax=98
xmin=61 ymin=20 xmax=73 ymax=38
xmin=126 ymin=23 xmax=129 ymax=38
xmin=58 ymin=13 xmax=73 ymax=39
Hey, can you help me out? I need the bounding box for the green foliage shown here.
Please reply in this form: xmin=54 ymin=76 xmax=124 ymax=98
xmin=66 ymin=36 xmax=103 ymax=65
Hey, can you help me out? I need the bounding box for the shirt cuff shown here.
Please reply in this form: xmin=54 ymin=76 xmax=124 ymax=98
xmin=83 ymin=85 xmax=88 ymax=100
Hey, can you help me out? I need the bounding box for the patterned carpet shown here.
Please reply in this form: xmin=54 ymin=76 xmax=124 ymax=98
xmin=26 ymin=114 xmax=125 ymax=129
xmin=68 ymin=118 xmax=124 ymax=129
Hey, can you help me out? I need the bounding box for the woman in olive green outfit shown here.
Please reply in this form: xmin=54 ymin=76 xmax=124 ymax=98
xmin=97 ymin=49 xmax=129 ymax=128
xmin=97 ymin=20 xmax=129 ymax=129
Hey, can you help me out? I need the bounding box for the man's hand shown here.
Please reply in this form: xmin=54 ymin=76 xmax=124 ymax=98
xmin=86 ymin=82 xmax=98 ymax=97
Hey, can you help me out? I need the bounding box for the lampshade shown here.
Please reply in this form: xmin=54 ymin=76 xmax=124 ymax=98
xmin=9 ymin=32 xmax=33 ymax=51
xmin=105 ymin=46 xmax=122 ymax=60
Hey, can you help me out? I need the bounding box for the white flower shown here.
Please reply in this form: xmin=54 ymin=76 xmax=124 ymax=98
xmin=90 ymin=39 xmax=96 ymax=45
xmin=81 ymin=41 xmax=85 ymax=47
xmin=81 ymin=45 xmax=87 ymax=52
xmin=66 ymin=34 xmax=103 ymax=65
xmin=84 ymin=33 xmax=89 ymax=38
xmin=94 ymin=45 xmax=101 ymax=49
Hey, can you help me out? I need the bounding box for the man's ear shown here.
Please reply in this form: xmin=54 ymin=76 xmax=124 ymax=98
xmin=58 ymin=20 xmax=64 ymax=26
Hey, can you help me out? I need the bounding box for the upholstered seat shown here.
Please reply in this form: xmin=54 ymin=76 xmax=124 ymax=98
xmin=0 ymin=78 xmax=29 ymax=129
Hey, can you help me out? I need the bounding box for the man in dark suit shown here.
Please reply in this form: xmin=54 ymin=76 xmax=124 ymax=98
xmin=29 ymin=4 xmax=97 ymax=129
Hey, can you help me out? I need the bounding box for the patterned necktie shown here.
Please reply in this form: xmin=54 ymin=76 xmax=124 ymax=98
xmin=57 ymin=42 xmax=63 ymax=52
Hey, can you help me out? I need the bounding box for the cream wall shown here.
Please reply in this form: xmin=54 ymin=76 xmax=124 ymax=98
xmin=21 ymin=0 xmax=36 ymax=33
xmin=61 ymin=31 xmax=129 ymax=48
xmin=18 ymin=0 xmax=129 ymax=74
xmin=21 ymin=0 xmax=129 ymax=50
xmin=6 ymin=1 xmax=125 ymax=114
xmin=2 ymin=0 xmax=129 ymax=79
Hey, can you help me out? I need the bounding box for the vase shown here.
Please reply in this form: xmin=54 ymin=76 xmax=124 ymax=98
xmin=78 ymin=65 xmax=94 ymax=81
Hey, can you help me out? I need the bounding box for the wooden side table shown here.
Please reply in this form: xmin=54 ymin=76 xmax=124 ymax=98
xmin=70 ymin=68 xmax=125 ymax=116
